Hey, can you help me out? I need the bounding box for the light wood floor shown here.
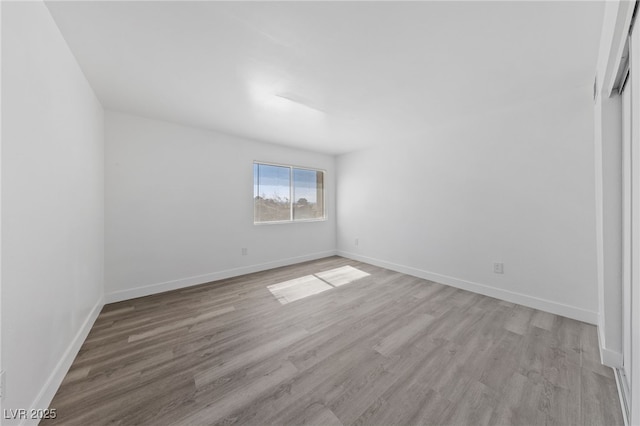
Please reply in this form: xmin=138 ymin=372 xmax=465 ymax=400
xmin=44 ymin=256 xmax=623 ymax=425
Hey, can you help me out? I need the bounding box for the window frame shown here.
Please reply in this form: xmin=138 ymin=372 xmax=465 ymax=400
xmin=253 ymin=161 xmax=327 ymax=225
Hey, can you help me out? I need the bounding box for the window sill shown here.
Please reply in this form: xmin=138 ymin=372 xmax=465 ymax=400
xmin=254 ymin=218 xmax=328 ymax=226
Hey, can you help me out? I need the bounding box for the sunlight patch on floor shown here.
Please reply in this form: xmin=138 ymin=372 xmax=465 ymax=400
xmin=268 ymin=265 xmax=370 ymax=305
xmin=315 ymin=265 xmax=370 ymax=287
xmin=267 ymin=275 xmax=333 ymax=304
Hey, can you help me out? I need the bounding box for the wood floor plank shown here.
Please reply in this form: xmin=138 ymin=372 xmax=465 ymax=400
xmin=193 ymin=327 xmax=308 ymax=388
xmin=128 ymin=305 xmax=236 ymax=343
xmin=42 ymin=256 xmax=623 ymax=426
xmin=373 ymin=313 xmax=434 ymax=356
xmin=298 ymin=404 xmax=344 ymax=426
xmin=179 ymin=361 xmax=298 ymax=425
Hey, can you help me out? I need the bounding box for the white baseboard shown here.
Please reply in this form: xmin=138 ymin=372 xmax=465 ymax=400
xmin=22 ymin=296 xmax=104 ymax=426
xmin=338 ymin=250 xmax=599 ymax=325
xmin=596 ymin=314 xmax=624 ymax=368
xmin=105 ymin=250 xmax=338 ymax=304
xmin=602 ymin=348 xmax=624 ymax=368
xmin=598 ymin=319 xmax=606 ymax=364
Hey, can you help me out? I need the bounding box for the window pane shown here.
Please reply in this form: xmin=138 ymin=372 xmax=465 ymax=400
xmin=293 ymin=168 xmax=324 ymax=220
xmin=254 ymin=164 xmax=291 ymax=222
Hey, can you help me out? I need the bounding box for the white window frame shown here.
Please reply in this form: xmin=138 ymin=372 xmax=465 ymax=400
xmin=253 ymin=161 xmax=327 ymax=225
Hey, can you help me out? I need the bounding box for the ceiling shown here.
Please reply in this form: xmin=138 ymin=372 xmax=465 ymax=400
xmin=45 ymin=1 xmax=604 ymax=155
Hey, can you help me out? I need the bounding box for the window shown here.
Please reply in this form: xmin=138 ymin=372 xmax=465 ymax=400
xmin=254 ymin=162 xmax=325 ymax=223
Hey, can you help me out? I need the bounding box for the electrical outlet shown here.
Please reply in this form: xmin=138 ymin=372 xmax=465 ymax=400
xmin=355 ymin=238 xmax=359 ymax=247
xmin=493 ymin=262 xmax=504 ymax=274
xmin=241 ymin=248 xmax=248 ymax=256
xmin=1 ymin=370 xmax=5 ymax=398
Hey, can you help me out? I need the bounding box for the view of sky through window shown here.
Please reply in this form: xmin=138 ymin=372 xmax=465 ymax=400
xmin=254 ymin=164 xmax=317 ymax=202
xmin=254 ymin=163 xmax=324 ymax=223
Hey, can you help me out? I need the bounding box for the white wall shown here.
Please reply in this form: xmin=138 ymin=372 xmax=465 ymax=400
xmin=1 ymin=2 xmax=104 ymax=424
xmin=337 ymin=86 xmax=599 ymax=323
xmin=105 ymin=111 xmax=336 ymax=301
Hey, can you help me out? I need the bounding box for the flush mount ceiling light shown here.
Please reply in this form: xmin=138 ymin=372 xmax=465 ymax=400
xmin=247 ymin=83 xmax=326 ymax=125
xmin=273 ymin=93 xmax=326 ymax=114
